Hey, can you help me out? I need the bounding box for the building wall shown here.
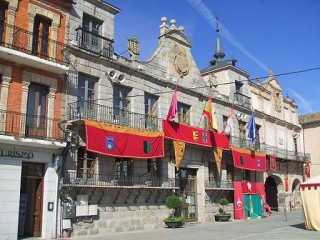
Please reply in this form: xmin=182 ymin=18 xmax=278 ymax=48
xmin=302 ymin=122 xmax=320 ymax=177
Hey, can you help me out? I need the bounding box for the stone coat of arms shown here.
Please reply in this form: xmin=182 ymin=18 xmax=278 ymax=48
xmin=173 ymin=44 xmax=189 ymax=76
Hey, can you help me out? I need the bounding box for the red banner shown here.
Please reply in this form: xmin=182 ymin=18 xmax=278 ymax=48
xmin=269 ymin=155 xmax=277 ymax=171
xmin=163 ymin=120 xmax=230 ymax=150
xmin=305 ymin=161 xmax=311 ymax=178
xmin=231 ymin=146 xmax=266 ymax=171
xmin=85 ymin=120 xmax=164 ymax=158
xmin=233 ymin=181 xmax=245 ymax=219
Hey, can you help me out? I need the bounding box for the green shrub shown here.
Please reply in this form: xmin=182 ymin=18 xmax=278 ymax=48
xmin=219 ymin=198 xmax=229 ymax=206
xmin=163 ymin=216 xmax=184 ymax=222
xmin=165 ymin=195 xmax=182 ymax=210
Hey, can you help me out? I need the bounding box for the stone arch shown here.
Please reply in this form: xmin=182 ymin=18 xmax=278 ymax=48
xmin=292 ymin=178 xmax=300 ymax=192
xmin=265 ymin=175 xmax=282 ymax=212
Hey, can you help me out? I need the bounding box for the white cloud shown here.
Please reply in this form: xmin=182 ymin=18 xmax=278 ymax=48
xmin=288 ymin=88 xmax=315 ymax=114
xmin=187 ymin=0 xmax=268 ymax=72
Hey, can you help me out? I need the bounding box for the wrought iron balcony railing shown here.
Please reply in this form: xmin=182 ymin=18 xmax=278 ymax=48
xmin=0 ymin=110 xmax=64 ymax=141
xmin=234 ymin=92 xmax=251 ymax=108
xmin=0 ymin=23 xmax=67 ymax=64
xmin=68 ymin=100 xmax=162 ymax=130
xmin=62 ymin=171 xmax=177 ymax=188
xmin=205 ymin=179 xmax=233 ymax=189
xmin=230 ymin=135 xmax=310 ymax=162
xmin=76 ymin=27 xmax=114 ymax=58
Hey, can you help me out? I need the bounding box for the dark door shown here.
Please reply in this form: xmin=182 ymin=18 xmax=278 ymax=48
xmin=177 ymin=168 xmax=198 ymax=222
xmin=32 ymin=16 xmax=51 ymax=57
xmin=33 ymin=179 xmax=43 ymax=237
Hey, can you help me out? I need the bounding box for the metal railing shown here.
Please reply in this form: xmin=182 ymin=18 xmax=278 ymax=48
xmin=230 ymin=135 xmax=310 ymax=162
xmin=76 ymin=27 xmax=114 ymax=58
xmin=68 ymin=100 xmax=162 ymax=130
xmin=205 ymin=179 xmax=233 ymax=189
xmin=234 ymin=92 xmax=251 ymax=108
xmin=0 ymin=23 xmax=67 ymax=64
xmin=62 ymin=171 xmax=177 ymax=188
xmin=0 ymin=110 xmax=64 ymax=141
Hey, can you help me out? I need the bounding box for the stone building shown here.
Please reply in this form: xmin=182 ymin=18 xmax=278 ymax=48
xmin=59 ymin=0 xmax=235 ymax=237
xmin=0 ymin=0 xmax=72 ymax=239
xmin=299 ymin=112 xmax=320 ymax=178
xmin=56 ymin=0 xmax=310 ymax=237
xmin=201 ymin=24 xmax=309 ymax=214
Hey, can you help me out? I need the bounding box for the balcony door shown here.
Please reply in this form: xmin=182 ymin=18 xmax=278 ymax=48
xmin=26 ymin=83 xmax=48 ymax=138
xmin=0 ymin=2 xmax=7 ymax=45
xmin=82 ymin=14 xmax=101 ymax=53
xmin=113 ymin=86 xmax=130 ymax=125
xmin=77 ymin=74 xmax=96 ymax=118
xmin=32 ymin=15 xmax=51 ymax=58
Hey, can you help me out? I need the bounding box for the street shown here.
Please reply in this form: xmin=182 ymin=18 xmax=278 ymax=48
xmin=71 ymin=210 xmax=319 ymax=240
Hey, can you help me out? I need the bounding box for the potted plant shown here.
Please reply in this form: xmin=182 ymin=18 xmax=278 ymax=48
xmin=163 ymin=195 xmax=184 ymax=228
xmin=214 ymin=198 xmax=232 ymax=222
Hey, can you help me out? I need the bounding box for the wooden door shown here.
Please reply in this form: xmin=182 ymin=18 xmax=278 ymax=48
xmin=33 ymin=178 xmax=43 ymax=237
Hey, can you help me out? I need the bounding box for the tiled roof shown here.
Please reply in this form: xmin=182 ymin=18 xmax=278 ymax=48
xmin=299 ymin=112 xmax=320 ymax=124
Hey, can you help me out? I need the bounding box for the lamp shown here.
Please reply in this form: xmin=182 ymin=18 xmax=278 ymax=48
xmin=53 ymin=155 xmax=61 ymax=172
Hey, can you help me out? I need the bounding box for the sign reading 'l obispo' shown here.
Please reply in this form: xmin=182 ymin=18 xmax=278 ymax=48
xmin=0 ymin=149 xmax=34 ymax=159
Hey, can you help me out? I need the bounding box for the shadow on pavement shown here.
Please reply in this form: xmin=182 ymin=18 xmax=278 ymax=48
xmin=290 ymin=223 xmax=307 ymax=230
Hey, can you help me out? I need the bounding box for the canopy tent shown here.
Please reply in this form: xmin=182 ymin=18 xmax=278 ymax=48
xmin=300 ymin=175 xmax=320 ymax=231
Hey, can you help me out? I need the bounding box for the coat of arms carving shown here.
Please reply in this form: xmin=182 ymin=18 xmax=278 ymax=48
xmin=128 ymin=36 xmax=140 ymax=58
xmin=274 ymin=91 xmax=282 ymax=112
xmin=173 ymin=44 xmax=189 ymax=76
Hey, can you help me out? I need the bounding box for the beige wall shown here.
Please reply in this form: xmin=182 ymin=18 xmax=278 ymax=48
xmin=302 ymin=122 xmax=320 ymax=177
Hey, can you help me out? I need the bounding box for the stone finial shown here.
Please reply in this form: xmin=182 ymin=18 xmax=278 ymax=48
xmin=178 ymin=26 xmax=184 ymax=32
xmin=169 ymin=19 xmax=176 ymax=29
xmin=286 ymin=93 xmax=290 ymax=99
xmin=256 ymin=77 xmax=260 ymax=84
xmin=292 ymin=98 xmax=296 ymax=103
xmin=161 ymin=17 xmax=167 ymax=25
xmin=269 ymin=66 xmax=273 ymax=75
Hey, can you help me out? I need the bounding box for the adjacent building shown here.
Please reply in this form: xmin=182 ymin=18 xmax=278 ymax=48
xmin=0 ymin=0 xmax=72 ymax=239
xmin=299 ymin=112 xmax=320 ymax=178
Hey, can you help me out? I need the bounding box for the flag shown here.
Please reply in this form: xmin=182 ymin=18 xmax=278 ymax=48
xmin=203 ymin=96 xmax=217 ymax=131
xmin=173 ymin=140 xmax=186 ymax=170
xmin=167 ymin=86 xmax=178 ymax=121
xmin=213 ymin=147 xmax=223 ymax=174
xmin=224 ymin=104 xmax=234 ymax=135
xmin=247 ymin=112 xmax=256 ymax=143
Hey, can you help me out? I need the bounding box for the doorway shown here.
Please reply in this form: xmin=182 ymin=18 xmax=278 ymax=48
xmin=177 ymin=168 xmax=198 ymax=222
xmin=265 ymin=176 xmax=279 ymax=212
xmin=18 ymin=162 xmax=44 ymax=237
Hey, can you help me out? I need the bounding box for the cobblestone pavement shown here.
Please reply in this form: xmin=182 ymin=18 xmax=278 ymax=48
xmin=21 ymin=210 xmax=319 ymax=240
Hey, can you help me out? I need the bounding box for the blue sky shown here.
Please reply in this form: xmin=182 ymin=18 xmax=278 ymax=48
xmin=106 ymin=0 xmax=320 ymax=115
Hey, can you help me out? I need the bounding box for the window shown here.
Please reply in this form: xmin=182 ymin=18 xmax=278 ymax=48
xmin=0 ymin=75 xmax=2 ymax=101
xmin=77 ymin=147 xmax=96 ymax=178
xmin=177 ymin=103 xmax=190 ymax=124
xmin=77 ymin=74 xmax=96 ymax=117
xmin=26 ymin=83 xmax=48 ymax=138
xmin=239 ymin=120 xmax=246 ymax=148
xmin=255 ymin=125 xmax=261 ymax=150
xmin=82 ymin=14 xmax=102 ymax=53
xmin=32 ymin=15 xmax=51 ymax=57
xmin=113 ymin=86 xmax=130 ymax=125
xmin=0 ymin=2 xmax=7 ymax=44
xmin=223 ymin=115 xmax=228 ymax=131
xmin=145 ymin=94 xmax=158 ymax=130
xmin=235 ymin=81 xmax=243 ymax=103
xmin=115 ymin=158 xmax=133 ymax=186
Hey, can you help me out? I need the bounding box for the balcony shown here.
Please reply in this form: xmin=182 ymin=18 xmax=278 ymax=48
xmin=230 ymin=135 xmax=263 ymax=151
xmin=205 ymin=179 xmax=233 ymax=189
xmin=68 ymin=100 xmax=162 ymax=130
xmin=265 ymin=144 xmax=310 ymax=162
xmin=234 ymin=92 xmax=251 ymax=108
xmin=76 ymin=27 xmax=114 ymax=59
xmin=0 ymin=110 xmax=64 ymax=141
xmin=0 ymin=23 xmax=67 ymax=66
xmin=62 ymin=171 xmax=177 ymax=189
